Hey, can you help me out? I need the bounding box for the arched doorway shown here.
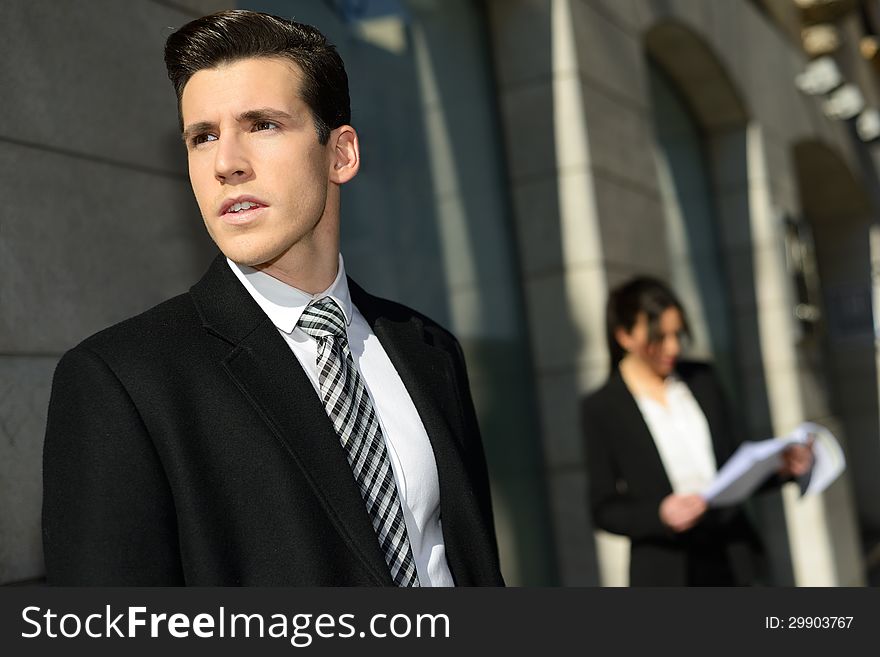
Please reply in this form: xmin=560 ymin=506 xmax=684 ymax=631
xmin=642 ymin=19 xmax=797 ymax=585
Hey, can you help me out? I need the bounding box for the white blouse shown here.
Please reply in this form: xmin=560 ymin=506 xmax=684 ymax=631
xmin=634 ymin=376 xmax=718 ymax=495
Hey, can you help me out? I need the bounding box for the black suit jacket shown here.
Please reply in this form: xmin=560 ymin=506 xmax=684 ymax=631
xmin=581 ymin=362 xmax=765 ymax=586
xmin=43 ymin=255 xmax=504 ymax=586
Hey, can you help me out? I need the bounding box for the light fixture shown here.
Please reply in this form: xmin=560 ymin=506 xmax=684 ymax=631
xmin=801 ymin=24 xmax=841 ymax=57
xmin=795 ymin=56 xmax=843 ymax=95
xmin=822 ymin=83 xmax=865 ymax=120
xmin=856 ymin=108 xmax=880 ymax=141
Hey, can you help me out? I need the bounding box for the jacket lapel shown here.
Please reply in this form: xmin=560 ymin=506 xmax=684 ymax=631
xmin=350 ymin=280 xmax=487 ymax=585
xmin=189 ymin=256 xmax=393 ymax=585
xmin=608 ymin=371 xmax=675 ymax=496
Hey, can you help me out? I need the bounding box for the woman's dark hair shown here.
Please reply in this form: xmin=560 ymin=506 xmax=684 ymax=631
xmin=164 ymin=10 xmax=350 ymax=144
xmin=606 ymin=276 xmax=691 ymax=366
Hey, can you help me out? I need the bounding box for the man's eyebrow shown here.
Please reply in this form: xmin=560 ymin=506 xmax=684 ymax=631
xmin=181 ymin=121 xmax=215 ymax=143
xmin=181 ymin=108 xmax=295 ymax=143
xmin=237 ymin=107 xmax=294 ymax=123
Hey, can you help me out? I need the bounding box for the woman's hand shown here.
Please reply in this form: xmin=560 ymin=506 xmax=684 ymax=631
xmin=778 ymin=441 xmax=814 ymax=479
xmin=659 ymin=493 xmax=707 ymax=533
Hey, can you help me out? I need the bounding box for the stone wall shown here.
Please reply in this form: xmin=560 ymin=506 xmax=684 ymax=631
xmin=0 ymin=0 xmax=230 ymax=585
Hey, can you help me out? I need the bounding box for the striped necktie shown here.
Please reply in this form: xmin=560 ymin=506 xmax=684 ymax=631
xmin=298 ymin=297 xmax=420 ymax=587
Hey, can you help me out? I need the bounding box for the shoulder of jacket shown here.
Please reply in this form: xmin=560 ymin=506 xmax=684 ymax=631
xmin=73 ymin=293 xmax=195 ymax=358
xmin=581 ymin=375 xmax=618 ymax=414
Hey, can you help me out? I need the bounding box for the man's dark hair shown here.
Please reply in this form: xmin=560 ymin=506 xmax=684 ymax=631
xmin=164 ymin=9 xmax=350 ymax=144
xmin=605 ymin=276 xmax=691 ymax=366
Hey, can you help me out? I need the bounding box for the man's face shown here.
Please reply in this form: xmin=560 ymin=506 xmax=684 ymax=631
xmin=181 ymin=57 xmax=334 ymax=267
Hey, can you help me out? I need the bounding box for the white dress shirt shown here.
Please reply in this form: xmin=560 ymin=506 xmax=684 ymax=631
xmin=634 ymin=376 xmax=718 ymax=495
xmin=227 ymin=256 xmax=454 ymax=587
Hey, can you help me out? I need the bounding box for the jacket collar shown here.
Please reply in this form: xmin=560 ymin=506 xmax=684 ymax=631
xmin=188 ymin=255 xmax=449 ymax=370
xmin=189 ymin=254 xmax=270 ymax=345
xmin=225 ymin=255 xmax=353 ymax=335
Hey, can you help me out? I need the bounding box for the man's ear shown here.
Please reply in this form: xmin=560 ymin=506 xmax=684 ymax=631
xmin=329 ymin=125 xmax=360 ymax=184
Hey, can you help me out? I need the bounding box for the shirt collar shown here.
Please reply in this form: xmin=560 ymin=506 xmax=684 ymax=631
xmin=226 ymin=254 xmax=353 ymax=334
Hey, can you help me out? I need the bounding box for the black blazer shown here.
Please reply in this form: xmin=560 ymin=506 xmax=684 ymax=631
xmin=43 ymin=255 xmax=504 ymax=586
xmin=581 ymin=362 xmax=764 ymax=586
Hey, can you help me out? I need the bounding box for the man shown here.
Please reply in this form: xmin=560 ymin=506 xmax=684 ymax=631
xmin=42 ymin=10 xmax=504 ymax=586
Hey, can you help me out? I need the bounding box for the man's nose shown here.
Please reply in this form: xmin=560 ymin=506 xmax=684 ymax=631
xmin=214 ymin=134 xmax=253 ymax=184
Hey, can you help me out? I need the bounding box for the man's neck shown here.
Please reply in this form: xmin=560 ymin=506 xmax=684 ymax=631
xmin=252 ymin=206 xmax=341 ymax=294
xmin=254 ymin=243 xmax=340 ymax=295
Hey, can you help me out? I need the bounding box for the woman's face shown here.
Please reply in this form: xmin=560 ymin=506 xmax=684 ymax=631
xmin=616 ymin=306 xmax=684 ymax=378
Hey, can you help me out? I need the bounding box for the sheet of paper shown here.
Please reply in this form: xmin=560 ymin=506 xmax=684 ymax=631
xmin=702 ymin=436 xmax=798 ymax=507
xmin=790 ymin=422 xmax=846 ymax=496
xmin=702 ymin=422 xmax=845 ymax=507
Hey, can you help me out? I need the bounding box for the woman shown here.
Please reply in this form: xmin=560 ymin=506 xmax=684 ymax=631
xmin=581 ymin=277 xmax=811 ymax=586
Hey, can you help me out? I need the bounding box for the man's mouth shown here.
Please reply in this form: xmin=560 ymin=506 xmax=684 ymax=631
xmin=218 ymin=196 xmax=268 ymax=218
xmin=227 ymin=201 xmax=261 ymax=214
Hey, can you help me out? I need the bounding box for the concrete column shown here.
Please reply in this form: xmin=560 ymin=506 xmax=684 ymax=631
xmin=746 ymin=125 xmax=864 ymax=586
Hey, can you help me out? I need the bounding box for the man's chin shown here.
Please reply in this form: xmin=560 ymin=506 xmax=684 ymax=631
xmin=208 ymin=233 xmax=277 ymax=266
xmin=216 ymin=245 xmax=277 ymax=269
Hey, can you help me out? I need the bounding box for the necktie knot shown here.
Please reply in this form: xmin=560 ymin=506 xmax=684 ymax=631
xmin=299 ymin=297 xmax=347 ymax=341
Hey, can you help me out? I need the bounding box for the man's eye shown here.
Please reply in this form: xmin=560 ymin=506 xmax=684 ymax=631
xmin=253 ymin=121 xmax=278 ymax=132
xmin=191 ymin=133 xmax=217 ymax=147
